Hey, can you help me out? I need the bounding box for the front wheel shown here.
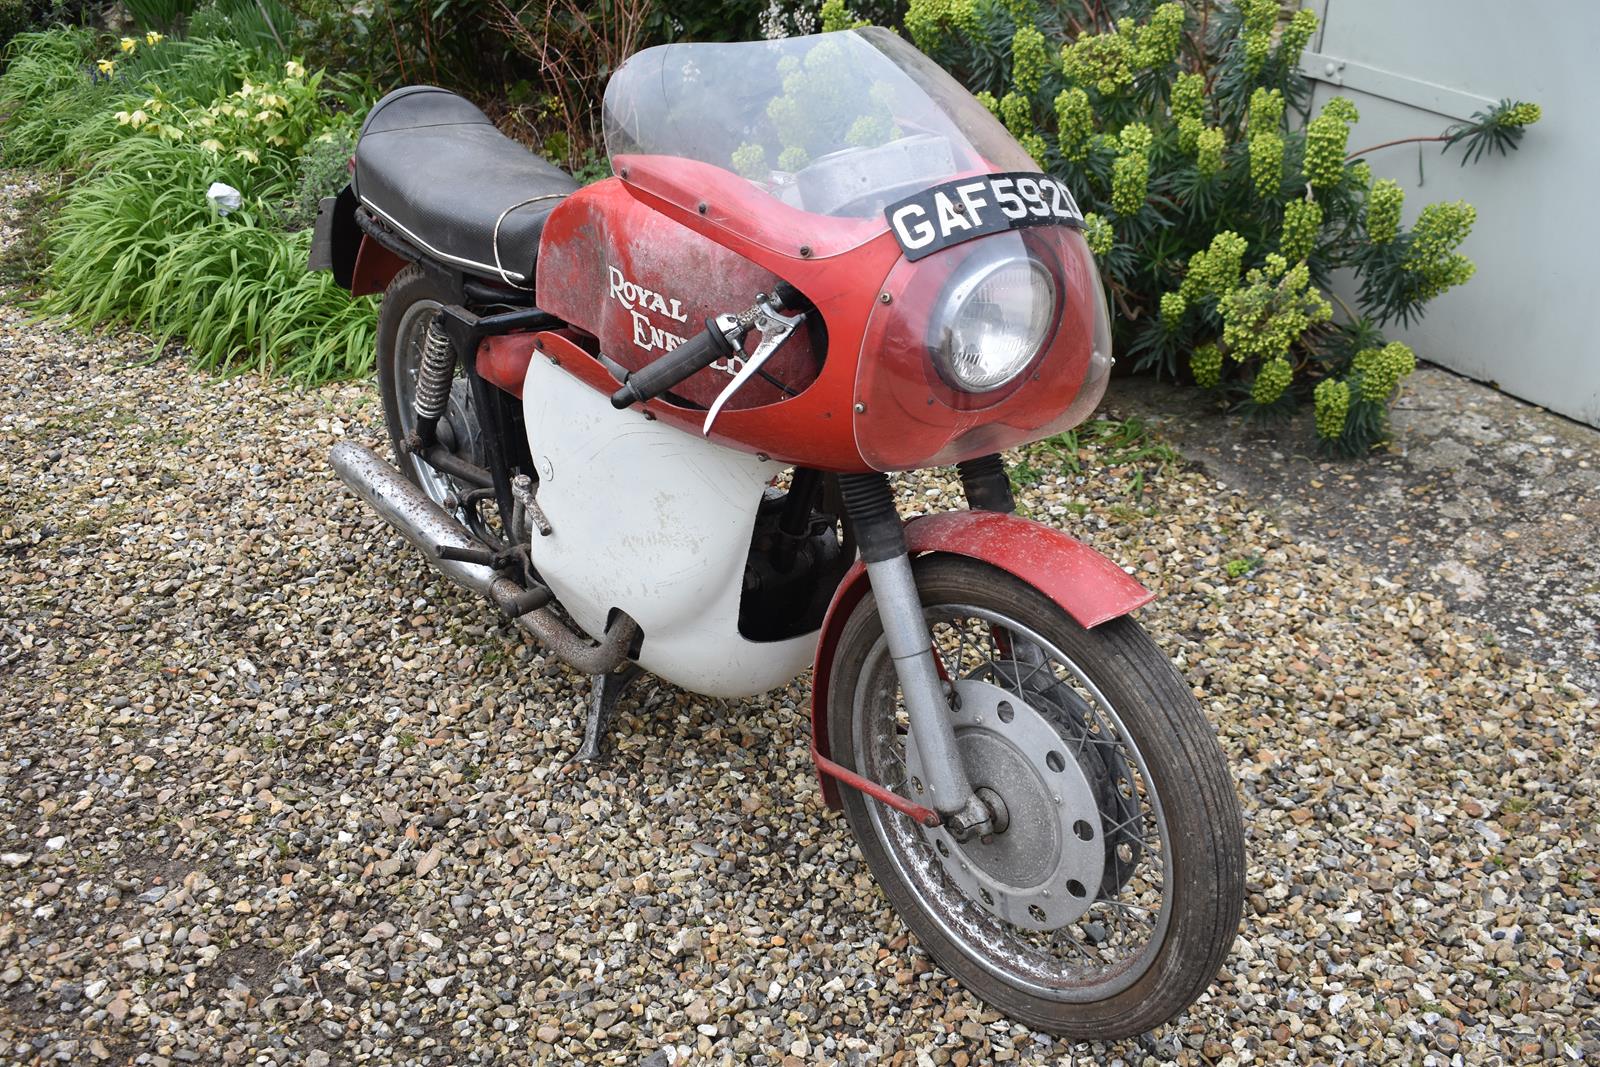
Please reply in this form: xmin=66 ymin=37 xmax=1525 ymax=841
xmin=826 ymin=555 xmax=1244 ymax=1038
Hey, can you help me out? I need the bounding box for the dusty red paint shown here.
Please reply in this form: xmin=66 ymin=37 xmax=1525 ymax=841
xmin=536 ymin=172 xmax=898 ymax=472
xmin=851 ymin=226 xmax=1102 ymax=470
xmin=533 ymin=160 xmax=1107 ymax=473
xmin=811 ymin=746 xmax=942 ymax=826
xmin=476 ymin=332 xmax=538 ymax=398
xmin=808 ymin=510 xmax=1154 ymax=809
xmin=534 ymin=178 xmax=821 ymax=410
xmin=349 ymin=235 xmax=407 ymax=297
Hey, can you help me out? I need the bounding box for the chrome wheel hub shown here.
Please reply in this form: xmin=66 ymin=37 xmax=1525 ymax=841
xmin=906 ymin=679 xmax=1106 ymax=931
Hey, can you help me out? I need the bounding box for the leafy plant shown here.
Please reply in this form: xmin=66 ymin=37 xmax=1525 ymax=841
xmin=486 ymin=0 xmax=655 ymax=168
xmin=0 ymin=30 xmax=253 ymax=168
xmin=122 ymin=0 xmax=196 ymax=33
xmin=40 ymin=134 xmax=376 ymax=380
xmin=1224 ymin=555 xmax=1262 ymax=578
xmin=187 ymin=0 xmax=293 ymax=55
xmin=3 ymin=27 xmax=376 ymax=382
xmin=287 ymin=113 xmax=356 ymax=227
xmin=904 ymin=0 xmax=1540 ymax=455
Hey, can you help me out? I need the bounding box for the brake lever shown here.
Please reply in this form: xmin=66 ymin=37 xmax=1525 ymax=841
xmin=701 ymin=295 xmax=806 ymax=436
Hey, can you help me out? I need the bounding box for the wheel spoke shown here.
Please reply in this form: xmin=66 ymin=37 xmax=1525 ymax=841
xmin=854 ymin=600 xmax=1180 ymax=999
xmin=1095 ymin=899 xmax=1154 ymax=925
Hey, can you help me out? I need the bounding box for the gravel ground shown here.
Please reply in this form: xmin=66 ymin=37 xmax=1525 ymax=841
xmin=1 ymin=171 xmax=1596 ymax=1066
xmin=1114 ymin=368 xmax=1600 ymax=693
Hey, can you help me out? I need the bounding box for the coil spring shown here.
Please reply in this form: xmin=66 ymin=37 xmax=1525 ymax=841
xmin=413 ymin=321 xmax=455 ymax=423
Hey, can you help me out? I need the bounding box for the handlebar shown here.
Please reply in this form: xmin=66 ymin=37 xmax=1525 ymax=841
xmin=609 ymin=318 xmax=743 ymax=409
xmin=608 ymin=285 xmax=812 ymax=410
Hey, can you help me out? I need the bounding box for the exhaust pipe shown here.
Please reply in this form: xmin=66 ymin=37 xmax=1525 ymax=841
xmin=331 ymin=440 xmax=498 ymax=599
xmin=330 ymin=441 xmax=636 ymax=673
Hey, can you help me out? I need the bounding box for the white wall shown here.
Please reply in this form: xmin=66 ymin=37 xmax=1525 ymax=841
xmin=1303 ymin=0 xmax=1599 ymax=427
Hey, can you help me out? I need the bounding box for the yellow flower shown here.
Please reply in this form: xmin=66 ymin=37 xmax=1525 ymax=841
xmin=114 ymin=110 xmax=132 ymax=125
xmin=284 ymin=60 xmax=306 ymax=79
xmin=127 ymin=109 xmax=148 ymax=128
xmin=145 ymin=31 xmax=165 ymax=46
xmin=268 ymin=134 xmax=287 ymax=147
xmin=96 ymin=59 xmax=115 ymax=75
xmin=235 ymin=147 xmax=260 ymax=163
xmin=238 ymin=82 xmax=255 ymax=97
xmin=200 ymin=138 xmax=223 ymax=154
xmin=119 ymin=37 xmax=137 ymax=53
xmin=254 ymin=110 xmax=277 ymax=124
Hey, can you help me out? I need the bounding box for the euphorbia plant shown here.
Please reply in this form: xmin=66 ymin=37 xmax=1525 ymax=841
xmin=902 ymin=0 xmax=1540 ymax=454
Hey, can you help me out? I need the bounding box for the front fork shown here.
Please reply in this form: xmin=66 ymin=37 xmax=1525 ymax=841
xmin=838 ymin=459 xmax=1015 ymax=841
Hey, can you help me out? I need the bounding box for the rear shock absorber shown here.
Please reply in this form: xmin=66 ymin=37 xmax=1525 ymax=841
xmin=412 ymin=318 xmax=456 ymax=449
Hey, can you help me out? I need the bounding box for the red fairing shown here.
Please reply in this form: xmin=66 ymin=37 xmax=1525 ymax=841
xmin=534 ymin=177 xmax=822 ymax=410
xmin=536 ymin=170 xmax=901 ymax=472
xmin=852 ymin=227 xmax=1104 ymax=470
xmin=533 ymin=160 xmax=1107 ymax=473
xmin=808 ymin=511 xmax=1154 ymax=809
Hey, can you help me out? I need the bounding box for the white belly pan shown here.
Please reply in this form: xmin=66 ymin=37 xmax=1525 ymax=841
xmin=521 ymin=355 xmax=815 ymax=698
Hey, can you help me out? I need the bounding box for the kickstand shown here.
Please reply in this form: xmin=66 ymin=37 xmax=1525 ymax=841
xmin=573 ymin=663 xmax=643 ymax=763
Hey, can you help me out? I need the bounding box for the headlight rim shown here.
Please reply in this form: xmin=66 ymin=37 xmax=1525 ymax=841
xmin=927 ymin=246 xmax=1059 ymax=397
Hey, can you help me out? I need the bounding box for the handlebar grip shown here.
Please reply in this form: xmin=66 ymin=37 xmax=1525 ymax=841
xmin=610 ymin=319 xmax=738 ymax=409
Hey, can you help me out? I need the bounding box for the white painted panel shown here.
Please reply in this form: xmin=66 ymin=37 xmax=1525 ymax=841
xmin=1305 ymin=0 xmax=1600 ymax=427
xmin=521 ymin=355 xmax=816 ymax=698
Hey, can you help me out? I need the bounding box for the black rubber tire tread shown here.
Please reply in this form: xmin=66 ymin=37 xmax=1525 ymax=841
xmin=374 ymin=264 xmax=449 ymax=483
xmin=826 ymin=554 xmax=1245 ymax=1039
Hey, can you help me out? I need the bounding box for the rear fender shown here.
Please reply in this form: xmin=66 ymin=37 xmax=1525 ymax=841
xmin=350 ymin=234 xmax=409 ymax=297
xmin=809 ymin=510 xmax=1155 ymax=808
xmin=308 ymin=183 xmax=409 ymax=297
xmin=308 ymin=184 xmax=363 ymax=289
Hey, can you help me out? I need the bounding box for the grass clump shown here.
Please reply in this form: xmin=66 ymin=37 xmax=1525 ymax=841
xmin=0 ymin=26 xmax=375 ymax=381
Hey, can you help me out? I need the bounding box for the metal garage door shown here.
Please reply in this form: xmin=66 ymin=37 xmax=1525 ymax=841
xmin=1301 ymin=0 xmax=1599 ymax=427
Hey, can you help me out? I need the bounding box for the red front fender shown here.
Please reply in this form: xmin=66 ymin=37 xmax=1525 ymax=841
xmin=809 ymin=510 xmax=1155 ymax=809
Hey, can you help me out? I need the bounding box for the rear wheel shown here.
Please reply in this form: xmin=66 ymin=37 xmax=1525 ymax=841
xmin=375 ymin=265 xmax=487 ymax=526
xmin=826 ymin=555 xmax=1244 ymax=1038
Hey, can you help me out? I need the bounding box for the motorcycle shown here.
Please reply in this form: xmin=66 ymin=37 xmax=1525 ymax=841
xmin=309 ymin=26 xmax=1244 ymax=1038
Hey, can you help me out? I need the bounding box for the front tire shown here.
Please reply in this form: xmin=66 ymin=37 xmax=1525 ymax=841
xmin=826 ymin=555 xmax=1244 ymax=1038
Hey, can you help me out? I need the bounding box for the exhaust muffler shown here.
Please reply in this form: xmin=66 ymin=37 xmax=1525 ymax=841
xmin=331 ymin=440 xmax=499 ymax=599
xmin=329 ymin=441 xmax=636 ymax=674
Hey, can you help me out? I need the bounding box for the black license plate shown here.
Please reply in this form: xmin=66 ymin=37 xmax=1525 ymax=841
xmin=884 ymin=172 xmax=1084 ymax=261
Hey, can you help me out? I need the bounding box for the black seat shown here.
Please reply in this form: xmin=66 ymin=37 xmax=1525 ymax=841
xmin=353 ymin=86 xmax=578 ymax=288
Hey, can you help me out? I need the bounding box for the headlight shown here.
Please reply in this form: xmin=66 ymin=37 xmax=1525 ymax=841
xmin=929 ymin=252 xmax=1056 ymax=393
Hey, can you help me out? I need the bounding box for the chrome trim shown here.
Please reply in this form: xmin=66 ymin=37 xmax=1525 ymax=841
xmin=358 ymin=196 xmax=532 ymax=286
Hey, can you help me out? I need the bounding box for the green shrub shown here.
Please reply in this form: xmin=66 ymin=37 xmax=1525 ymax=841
xmin=0 ymin=0 xmax=29 ymax=49
xmin=3 ymin=27 xmax=375 ymax=381
xmin=186 ymin=0 xmax=292 ymax=56
xmin=40 ymin=134 xmax=376 ymax=381
xmin=0 ymin=30 xmax=254 ymax=168
xmin=288 ymin=115 xmax=355 ymax=228
xmin=905 ymin=0 xmax=1540 ymax=454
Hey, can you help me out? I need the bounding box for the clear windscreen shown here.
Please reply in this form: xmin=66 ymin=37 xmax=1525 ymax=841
xmin=602 ymin=27 xmax=1040 ymax=253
